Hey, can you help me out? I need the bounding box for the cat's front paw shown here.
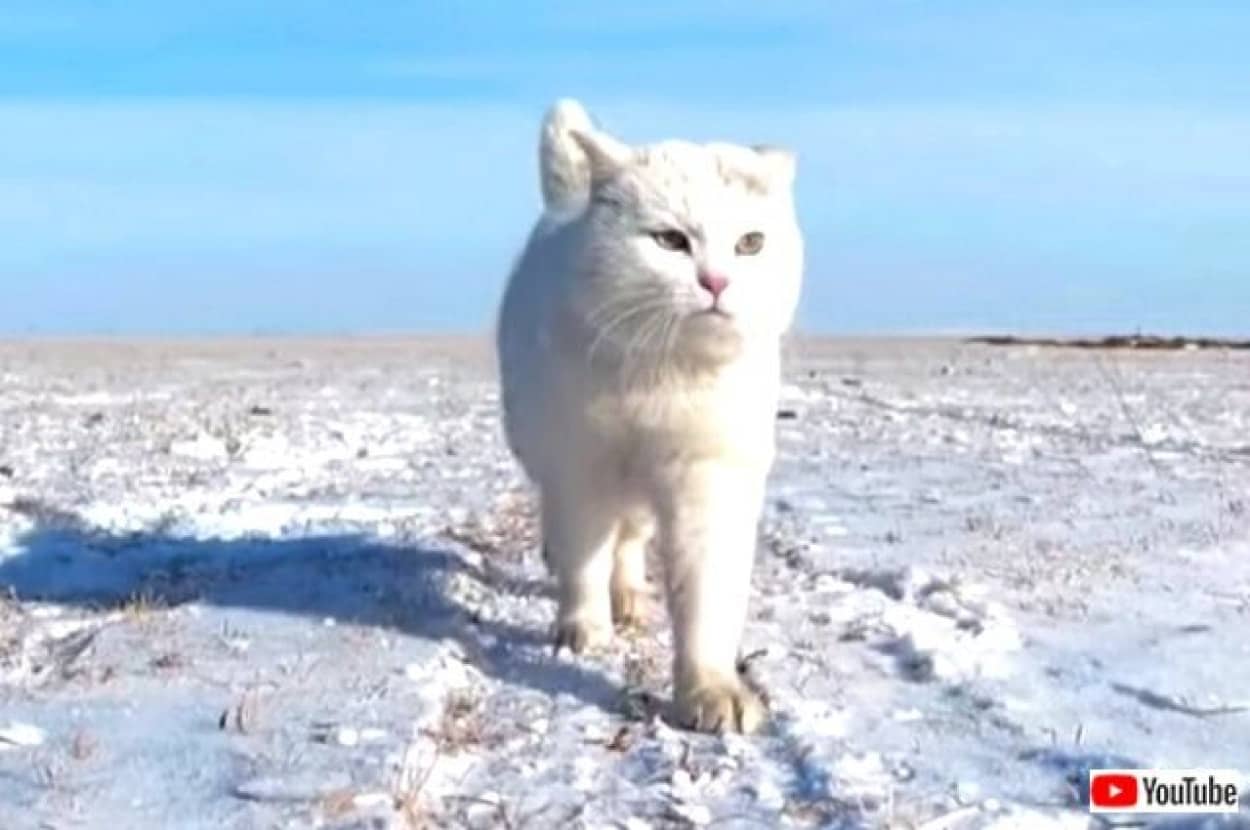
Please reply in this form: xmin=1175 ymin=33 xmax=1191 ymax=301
xmin=552 ymin=615 xmax=612 ymax=654
xmin=674 ymin=675 xmax=766 ymax=734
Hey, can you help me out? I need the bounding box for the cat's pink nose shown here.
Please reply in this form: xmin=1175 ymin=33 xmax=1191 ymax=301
xmin=697 ymin=272 xmax=729 ymax=299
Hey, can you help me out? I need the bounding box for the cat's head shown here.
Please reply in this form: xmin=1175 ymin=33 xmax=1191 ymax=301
xmin=565 ymin=118 xmax=803 ymax=368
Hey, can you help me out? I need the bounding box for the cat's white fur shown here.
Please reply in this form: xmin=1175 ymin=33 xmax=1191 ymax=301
xmin=496 ymin=99 xmax=803 ymax=733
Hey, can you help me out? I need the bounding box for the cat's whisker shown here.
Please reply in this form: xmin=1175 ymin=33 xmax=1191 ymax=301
xmin=640 ymin=311 xmax=676 ymax=389
xmin=588 ymin=304 xmax=661 ymax=369
xmin=582 ymin=287 xmax=665 ymax=327
xmin=615 ymin=312 xmax=653 ymax=392
xmin=618 ymin=309 xmax=664 ymax=392
xmin=587 ymin=297 xmax=674 ymax=370
xmin=625 ymin=308 xmax=680 ymax=392
xmin=657 ymin=311 xmax=681 ymax=387
xmin=583 ymin=284 xmax=665 ymax=320
xmin=586 ymin=296 xmax=668 ymax=339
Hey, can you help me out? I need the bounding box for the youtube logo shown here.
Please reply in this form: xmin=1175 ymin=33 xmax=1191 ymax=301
xmin=1088 ymin=769 xmax=1241 ymax=814
xmin=1091 ymin=773 xmax=1139 ymax=809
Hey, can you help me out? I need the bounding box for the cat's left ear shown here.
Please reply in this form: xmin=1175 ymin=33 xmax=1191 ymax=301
xmin=570 ymin=129 xmax=633 ymax=183
xmin=753 ymin=145 xmax=797 ymax=189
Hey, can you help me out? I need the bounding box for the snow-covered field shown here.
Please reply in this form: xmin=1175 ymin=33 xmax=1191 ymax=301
xmin=1 ymin=336 xmax=1247 ymax=829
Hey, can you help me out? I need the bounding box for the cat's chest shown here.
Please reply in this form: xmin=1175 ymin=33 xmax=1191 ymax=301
xmin=583 ymin=370 xmax=778 ymax=466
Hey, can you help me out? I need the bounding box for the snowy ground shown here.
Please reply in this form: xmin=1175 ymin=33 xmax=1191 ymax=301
xmin=1 ymin=336 xmax=1247 ymax=829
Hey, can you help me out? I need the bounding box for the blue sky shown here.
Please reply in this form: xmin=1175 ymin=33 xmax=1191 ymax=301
xmin=2 ymin=2 xmax=1248 ymax=335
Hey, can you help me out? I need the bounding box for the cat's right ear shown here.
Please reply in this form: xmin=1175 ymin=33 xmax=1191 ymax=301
xmin=570 ymin=129 xmax=632 ymax=184
xmin=753 ymin=145 xmax=797 ymax=190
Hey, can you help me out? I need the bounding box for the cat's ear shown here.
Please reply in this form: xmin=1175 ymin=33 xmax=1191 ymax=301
xmin=753 ymin=145 xmax=797 ymax=189
xmin=570 ymin=129 xmax=632 ymax=183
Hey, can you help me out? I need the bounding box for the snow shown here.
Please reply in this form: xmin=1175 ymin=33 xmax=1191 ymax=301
xmin=1 ymin=336 xmax=1248 ymax=829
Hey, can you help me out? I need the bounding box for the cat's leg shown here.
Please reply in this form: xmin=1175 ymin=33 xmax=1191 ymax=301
xmin=657 ymin=461 xmax=767 ymax=733
xmin=611 ymin=512 xmax=654 ymax=629
xmin=543 ymin=480 xmax=620 ymax=653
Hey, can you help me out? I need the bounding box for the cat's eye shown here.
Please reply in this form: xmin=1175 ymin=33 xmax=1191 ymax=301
xmin=651 ymin=229 xmax=691 ymax=253
xmin=735 ymin=231 xmax=765 ymax=256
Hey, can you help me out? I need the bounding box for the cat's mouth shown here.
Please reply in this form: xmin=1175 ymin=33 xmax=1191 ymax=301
xmin=687 ymin=305 xmax=739 ymax=335
xmin=681 ymin=306 xmax=746 ymax=363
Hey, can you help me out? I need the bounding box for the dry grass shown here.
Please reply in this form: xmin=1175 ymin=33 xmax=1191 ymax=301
xmin=118 ymin=588 xmax=168 ymax=622
xmin=0 ymin=591 xmax=23 ymax=668
xmin=149 ymin=651 xmax=187 ymax=671
xmin=70 ymin=729 xmax=98 ymax=761
xmin=217 ymin=688 xmax=263 ymax=734
xmin=390 ymin=734 xmax=440 ymax=829
xmin=364 ymin=689 xmax=494 ymax=827
xmin=427 ymin=688 xmax=489 ymax=754
xmin=443 ymin=490 xmax=538 ymax=561
xmin=315 ymin=788 xmax=360 ymax=822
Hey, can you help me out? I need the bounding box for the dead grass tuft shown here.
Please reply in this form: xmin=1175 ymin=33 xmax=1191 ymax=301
xmin=316 ymin=788 xmax=359 ymax=821
xmin=620 ymin=650 xmax=667 ymax=722
xmin=118 ymin=588 xmax=167 ymax=621
xmin=70 ymin=729 xmax=98 ymax=761
xmin=443 ymin=490 xmax=538 ymax=560
xmin=426 ymin=688 xmax=489 ymax=754
xmin=391 ymin=735 xmax=440 ymax=829
xmin=218 ymin=688 xmax=263 ymax=734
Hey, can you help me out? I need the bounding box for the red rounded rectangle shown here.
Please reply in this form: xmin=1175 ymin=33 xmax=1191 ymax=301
xmin=1091 ymin=773 xmax=1140 ymax=808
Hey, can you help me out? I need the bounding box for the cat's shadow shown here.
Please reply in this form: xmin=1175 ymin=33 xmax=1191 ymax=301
xmin=0 ymin=509 xmax=621 ymax=710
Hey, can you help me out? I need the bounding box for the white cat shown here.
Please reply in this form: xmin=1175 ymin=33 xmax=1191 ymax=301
xmin=495 ymin=99 xmax=803 ymax=733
